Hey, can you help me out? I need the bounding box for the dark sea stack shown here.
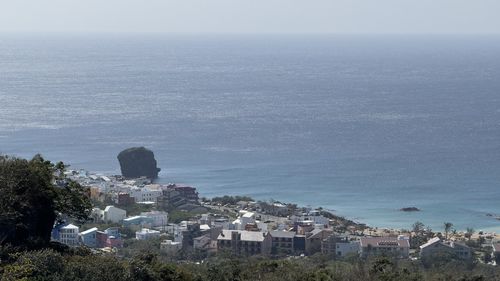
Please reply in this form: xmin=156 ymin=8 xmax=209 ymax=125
xmin=400 ymin=207 xmax=420 ymax=212
xmin=117 ymin=147 xmax=161 ymax=179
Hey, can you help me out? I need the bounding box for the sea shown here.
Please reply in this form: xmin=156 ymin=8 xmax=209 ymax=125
xmin=1 ymin=33 xmax=500 ymax=232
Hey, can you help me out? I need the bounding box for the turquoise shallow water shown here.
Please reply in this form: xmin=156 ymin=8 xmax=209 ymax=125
xmin=1 ymin=34 xmax=500 ymax=232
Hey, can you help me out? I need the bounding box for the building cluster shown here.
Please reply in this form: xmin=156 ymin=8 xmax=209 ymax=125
xmin=52 ymin=169 xmax=498 ymax=263
xmin=52 ymin=223 xmax=123 ymax=249
xmin=64 ymin=169 xmax=200 ymax=211
xmin=52 ymin=204 xmax=169 ymax=249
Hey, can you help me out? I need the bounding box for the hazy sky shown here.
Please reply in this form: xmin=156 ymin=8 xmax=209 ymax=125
xmin=0 ymin=0 xmax=499 ymax=34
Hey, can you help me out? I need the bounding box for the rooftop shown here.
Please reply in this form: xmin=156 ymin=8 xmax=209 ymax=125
xmin=360 ymin=237 xmax=410 ymax=248
xmin=242 ymin=212 xmax=255 ymax=218
xmin=162 ymin=240 xmax=181 ymax=245
xmin=137 ymin=228 xmax=160 ymax=234
xmin=80 ymin=227 xmax=98 ymax=235
xmin=269 ymin=231 xmax=296 ymax=239
xmin=62 ymin=224 xmax=79 ymax=230
xmin=218 ymin=230 xmax=267 ymax=242
xmin=419 ymin=237 xmax=441 ymax=249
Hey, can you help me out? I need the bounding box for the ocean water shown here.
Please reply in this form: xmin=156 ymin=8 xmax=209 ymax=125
xmin=1 ymin=34 xmax=500 ymax=232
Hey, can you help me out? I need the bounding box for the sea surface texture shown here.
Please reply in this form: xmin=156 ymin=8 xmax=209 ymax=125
xmin=1 ymin=34 xmax=499 ymax=231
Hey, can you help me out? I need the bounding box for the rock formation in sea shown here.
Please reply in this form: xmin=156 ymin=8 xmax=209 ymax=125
xmin=117 ymin=147 xmax=160 ymax=179
xmin=400 ymin=207 xmax=420 ymax=212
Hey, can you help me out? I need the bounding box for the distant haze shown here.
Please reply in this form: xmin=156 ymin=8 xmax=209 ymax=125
xmin=0 ymin=0 xmax=499 ymax=34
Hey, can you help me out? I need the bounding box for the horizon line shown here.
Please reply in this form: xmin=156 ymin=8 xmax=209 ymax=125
xmin=0 ymin=31 xmax=500 ymax=36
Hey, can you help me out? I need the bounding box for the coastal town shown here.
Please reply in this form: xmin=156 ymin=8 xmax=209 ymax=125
xmin=51 ymin=167 xmax=500 ymax=266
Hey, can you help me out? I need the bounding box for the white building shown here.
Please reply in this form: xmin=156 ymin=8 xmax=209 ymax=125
xmin=59 ymin=224 xmax=80 ymax=246
xmin=130 ymin=187 xmax=162 ymax=203
xmin=420 ymin=237 xmax=472 ymax=260
xmin=359 ymin=236 xmax=410 ymax=258
xmin=272 ymin=203 xmax=289 ymax=216
xmin=91 ymin=207 xmax=104 ymax=222
xmin=161 ymin=240 xmax=182 ymax=256
xmin=335 ymin=241 xmax=360 ymax=257
xmin=241 ymin=212 xmax=256 ymax=226
xmin=231 ymin=211 xmax=256 ymax=230
xmin=103 ymin=206 xmax=127 ymax=223
xmin=213 ymin=218 xmax=230 ymax=230
xmin=291 ymin=211 xmax=329 ymax=226
xmin=136 ymin=228 xmax=161 ymax=240
xmin=140 ymin=211 xmax=168 ymax=227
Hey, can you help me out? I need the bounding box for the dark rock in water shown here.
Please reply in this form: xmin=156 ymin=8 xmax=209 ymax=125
xmin=400 ymin=207 xmax=420 ymax=212
xmin=117 ymin=147 xmax=160 ymax=179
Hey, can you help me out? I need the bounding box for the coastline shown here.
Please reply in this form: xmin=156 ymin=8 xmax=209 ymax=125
xmin=69 ymin=166 xmax=500 ymax=237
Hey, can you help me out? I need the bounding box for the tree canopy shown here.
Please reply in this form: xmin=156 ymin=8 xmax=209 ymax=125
xmin=0 ymin=155 xmax=92 ymax=249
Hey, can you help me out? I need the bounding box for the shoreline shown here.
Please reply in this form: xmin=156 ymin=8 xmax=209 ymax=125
xmin=69 ymin=167 xmax=500 ymax=236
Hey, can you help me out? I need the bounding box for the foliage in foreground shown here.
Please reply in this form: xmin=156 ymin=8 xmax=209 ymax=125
xmin=0 ymin=248 xmax=499 ymax=281
xmin=0 ymin=155 xmax=92 ymax=249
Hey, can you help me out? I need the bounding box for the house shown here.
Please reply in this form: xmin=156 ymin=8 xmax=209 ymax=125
xmin=93 ymin=228 xmax=123 ymax=248
xmin=492 ymin=243 xmax=500 ymax=264
xmin=271 ymin=203 xmax=289 ymax=217
xmin=130 ymin=187 xmax=162 ymax=203
xmin=231 ymin=211 xmax=256 ymax=230
xmin=321 ymin=235 xmax=359 ymax=258
xmin=122 ymin=215 xmax=154 ymax=227
xmin=79 ymin=227 xmax=98 ymax=248
xmin=241 ymin=212 xmax=256 ymax=226
xmin=179 ymin=223 xmax=203 ymax=250
xmin=360 ymin=236 xmax=410 ymax=258
xmin=193 ymin=234 xmax=212 ymax=250
xmin=91 ymin=208 xmax=105 ymax=222
xmin=140 ymin=211 xmax=168 ymax=227
xmin=96 ymin=231 xmax=109 ymax=248
xmin=58 ymin=224 xmax=80 ymax=247
xmin=103 ymin=206 xmax=127 ymax=223
xmin=157 ymin=184 xmax=199 ymax=210
xmin=269 ymin=231 xmax=295 ymax=255
xmin=293 ymin=235 xmax=306 ymax=254
xmin=116 ymin=192 xmax=135 ymax=205
xmin=335 ymin=240 xmax=360 ymax=258
xmin=91 ymin=206 xmax=127 ymax=223
xmin=104 ymin=227 xmax=121 ymax=239
xmin=106 ymin=235 xmax=123 ymax=248
xmin=420 ymin=237 xmax=472 ymax=260
xmin=217 ymin=230 xmax=272 ymax=256
xmin=213 ymin=217 xmax=230 ymax=230
xmin=291 ymin=211 xmax=329 ymax=226
xmin=136 ymin=228 xmax=161 ymax=240
xmin=161 ymin=240 xmax=182 ymax=256
xmin=236 ymin=201 xmax=250 ymax=209
xmin=306 ymin=228 xmax=333 ymax=255
xmin=166 ymin=184 xmax=199 ymax=202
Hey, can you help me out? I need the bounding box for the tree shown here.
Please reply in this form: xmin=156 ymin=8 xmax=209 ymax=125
xmin=412 ymin=221 xmax=425 ymax=235
xmin=465 ymin=227 xmax=475 ymax=241
xmin=1 ymin=249 xmax=65 ymax=281
xmin=444 ymin=222 xmax=454 ymax=240
xmin=0 ymin=155 xmax=92 ymax=248
xmin=65 ymin=255 xmax=130 ymax=281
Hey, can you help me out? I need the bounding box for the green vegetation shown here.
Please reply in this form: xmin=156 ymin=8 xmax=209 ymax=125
xmin=0 ymin=155 xmax=91 ymax=249
xmin=169 ymin=210 xmax=204 ymax=224
xmin=1 ymin=250 xmax=499 ymax=281
xmin=444 ymin=222 xmax=454 ymax=240
xmin=210 ymin=195 xmax=253 ymax=205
